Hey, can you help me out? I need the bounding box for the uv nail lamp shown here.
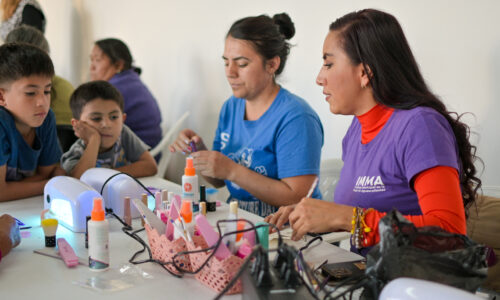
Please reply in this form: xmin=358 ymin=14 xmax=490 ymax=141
xmin=44 ymin=176 xmax=101 ymax=232
xmin=80 ymin=168 xmax=143 ymax=219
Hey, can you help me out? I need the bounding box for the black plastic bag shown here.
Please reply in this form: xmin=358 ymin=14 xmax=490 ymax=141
xmin=362 ymin=210 xmax=488 ymax=299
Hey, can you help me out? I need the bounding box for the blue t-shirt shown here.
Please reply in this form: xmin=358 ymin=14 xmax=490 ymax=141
xmin=0 ymin=108 xmax=62 ymax=181
xmin=213 ymin=87 xmax=324 ymax=217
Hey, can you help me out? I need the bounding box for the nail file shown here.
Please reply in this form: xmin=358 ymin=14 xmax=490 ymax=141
xmin=195 ymin=214 xmax=231 ymax=260
xmin=56 ymin=238 xmax=79 ymax=267
xmin=33 ymin=248 xmax=86 ymax=265
xmin=132 ymin=198 xmax=166 ymax=235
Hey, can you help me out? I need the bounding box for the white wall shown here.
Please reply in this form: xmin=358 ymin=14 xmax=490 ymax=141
xmin=40 ymin=0 xmax=500 ymax=190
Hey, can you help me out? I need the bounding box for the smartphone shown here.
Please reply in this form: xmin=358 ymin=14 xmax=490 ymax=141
xmin=321 ymin=260 xmax=366 ymax=281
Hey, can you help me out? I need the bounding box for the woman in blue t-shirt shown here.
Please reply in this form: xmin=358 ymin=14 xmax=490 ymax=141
xmin=170 ymin=13 xmax=324 ymax=217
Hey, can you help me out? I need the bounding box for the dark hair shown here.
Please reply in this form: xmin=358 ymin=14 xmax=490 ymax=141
xmin=95 ymin=38 xmax=141 ymax=75
xmin=5 ymin=25 xmax=50 ymax=53
xmin=70 ymin=80 xmax=124 ymax=119
xmin=5 ymin=25 xmax=62 ymax=102
xmin=329 ymin=9 xmax=481 ymax=211
xmin=227 ymin=13 xmax=295 ymax=75
xmin=0 ymin=43 xmax=54 ymax=85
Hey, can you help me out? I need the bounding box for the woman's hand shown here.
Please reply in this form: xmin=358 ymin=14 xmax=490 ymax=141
xmin=191 ymin=150 xmax=237 ymax=180
xmin=264 ymin=204 xmax=296 ymax=232
xmin=169 ymin=129 xmax=207 ymax=154
xmin=289 ymin=198 xmax=352 ymax=241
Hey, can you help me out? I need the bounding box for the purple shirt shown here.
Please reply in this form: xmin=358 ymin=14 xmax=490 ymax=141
xmin=109 ymin=69 xmax=162 ymax=147
xmin=334 ymin=107 xmax=460 ymax=215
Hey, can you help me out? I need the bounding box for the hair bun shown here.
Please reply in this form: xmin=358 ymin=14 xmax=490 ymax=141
xmin=272 ymin=13 xmax=295 ymax=39
xmin=133 ymin=66 xmax=142 ymax=75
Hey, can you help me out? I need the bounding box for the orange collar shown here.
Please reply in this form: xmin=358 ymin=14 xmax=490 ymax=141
xmin=356 ymin=104 xmax=394 ymax=144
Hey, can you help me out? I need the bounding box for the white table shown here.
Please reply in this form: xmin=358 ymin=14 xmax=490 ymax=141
xmin=0 ymin=176 xmax=361 ymax=299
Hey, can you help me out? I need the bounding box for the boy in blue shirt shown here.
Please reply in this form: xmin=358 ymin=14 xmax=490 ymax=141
xmin=61 ymin=81 xmax=157 ymax=178
xmin=0 ymin=43 xmax=64 ymax=202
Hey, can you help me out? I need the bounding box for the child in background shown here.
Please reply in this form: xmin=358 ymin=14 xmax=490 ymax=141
xmin=0 ymin=43 xmax=64 ymax=202
xmin=61 ymin=80 xmax=157 ymax=178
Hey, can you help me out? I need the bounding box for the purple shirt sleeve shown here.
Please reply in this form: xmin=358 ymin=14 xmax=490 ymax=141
xmin=396 ymin=109 xmax=459 ymax=185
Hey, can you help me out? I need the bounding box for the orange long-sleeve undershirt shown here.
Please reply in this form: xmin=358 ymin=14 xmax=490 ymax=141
xmin=357 ymin=104 xmax=466 ymax=247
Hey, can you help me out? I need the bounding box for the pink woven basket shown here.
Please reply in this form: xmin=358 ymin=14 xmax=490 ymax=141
xmin=145 ymin=224 xmax=244 ymax=294
xmin=186 ymin=239 xmax=244 ymax=294
xmin=145 ymin=224 xmax=206 ymax=275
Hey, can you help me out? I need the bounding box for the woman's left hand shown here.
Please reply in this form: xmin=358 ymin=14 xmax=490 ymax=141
xmin=191 ymin=150 xmax=238 ymax=180
xmin=289 ymin=198 xmax=352 ymax=241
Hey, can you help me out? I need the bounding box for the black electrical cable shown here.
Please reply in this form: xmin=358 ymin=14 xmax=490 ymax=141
xmin=106 ymin=209 xmax=184 ymax=278
xmin=322 ymin=274 xmax=367 ymax=299
xmin=97 ymin=174 xmax=290 ymax=291
xmin=213 ymin=228 xmax=324 ymax=300
xmin=98 ymin=172 xmax=184 ymax=276
xmin=299 ymin=235 xmax=323 ymax=252
xmin=290 ymin=235 xmax=324 ymax=299
xmin=295 ymin=251 xmax=321 ymax=300
xmin=99 ymin=172 xmax=155 ymax=197
xmin=213 ymin=245 xmax=261 ymax=300
xmin=171 ymin=220 xmax=280 ymax=274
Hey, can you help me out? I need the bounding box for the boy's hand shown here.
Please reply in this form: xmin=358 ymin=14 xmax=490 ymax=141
xmin=71 ymin=119 xmax=101 ymax=146
xmin=0 ymin=214 xmax=21 ymax=257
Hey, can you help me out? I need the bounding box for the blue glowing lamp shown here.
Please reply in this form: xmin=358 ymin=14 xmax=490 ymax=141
xmin=44 ymin=176 xmax=102 ymax=232
xmin=80 ymin=168 xmax=145 ymax=219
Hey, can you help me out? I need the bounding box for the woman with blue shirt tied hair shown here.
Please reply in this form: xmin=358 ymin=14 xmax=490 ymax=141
xmin=170 ymin=13 xmax=324 ymax=217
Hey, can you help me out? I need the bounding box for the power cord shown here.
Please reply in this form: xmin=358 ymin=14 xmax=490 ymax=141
xmin=98 ymin=172 xmax=183 ymax=278
xmin=97 ymin=172 xmax=325 ymax=299
xmin=99 ymin=172 xmax=155 ymax=197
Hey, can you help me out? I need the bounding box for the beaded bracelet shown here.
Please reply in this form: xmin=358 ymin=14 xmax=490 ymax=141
xmin=350 ymin=207 xmax=373 ymax=249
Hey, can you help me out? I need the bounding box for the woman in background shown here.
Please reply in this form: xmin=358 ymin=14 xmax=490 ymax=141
xmin=90 ymin=38 xmax=162 ymax=148
xmin=0 ymin=0 xmax=45 ymax=40
xmin=170 ymin=13 xmax=324 ymax=217
xmin=267 ymin=9 xmax=481 ymax=256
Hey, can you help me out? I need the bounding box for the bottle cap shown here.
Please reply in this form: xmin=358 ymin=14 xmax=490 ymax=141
xmin=207 ymin=201 xmax=216 ymax=212
xmin=91 ymin=198 xmax=105 ymax=221
xmin=199 ymin=185 xmax=206 ymax=202
xmin=236 ymin=242 xmax=253 ymax=259
xmin=180 ymin=200 xmax=193 ymax=223
xmin=41 ymin=218 xmax=58 ymax=247
xmin=229 ymin=201 xmax=238 ymax=215
xmin=236 ymin=220 xmax=245 ymax=242
xmin=185 ymin=157 xmax=196 ymax=176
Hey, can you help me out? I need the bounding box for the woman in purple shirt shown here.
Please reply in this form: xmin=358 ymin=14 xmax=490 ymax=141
xmin=267 ymin=9 xmax=481 ymax=253
xmin=89 ymin=38 xmax=162 ymax=148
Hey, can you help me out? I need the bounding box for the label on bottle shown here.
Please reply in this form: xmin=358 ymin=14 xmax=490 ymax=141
xmin=88 ymin=220 xmax=109 ymax=271
xmin=182 ymin=175 xmax=198 ymax=202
